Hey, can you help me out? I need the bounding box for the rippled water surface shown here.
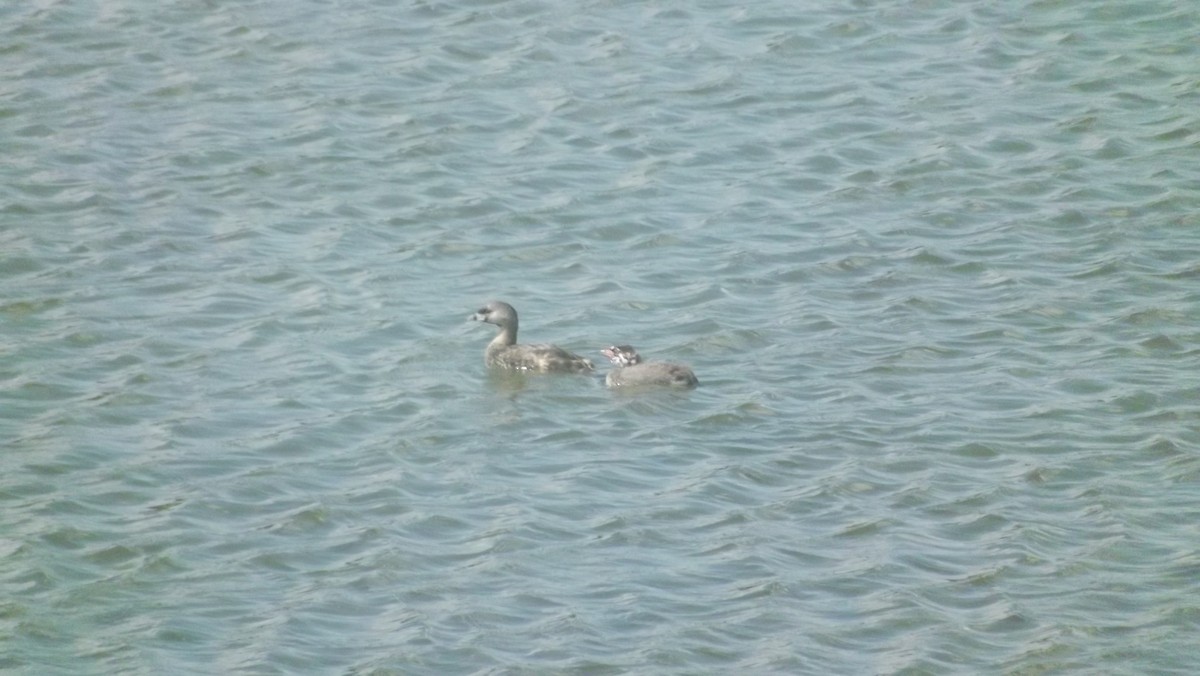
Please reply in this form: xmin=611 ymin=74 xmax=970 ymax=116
xmin=3 ymin=1 xmax=1199 ymax=673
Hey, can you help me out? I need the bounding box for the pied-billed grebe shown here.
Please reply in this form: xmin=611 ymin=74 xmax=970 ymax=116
xmin=470 ymin=301 xmax=594 ymax=373
xmin=600 ymin=344 xmax=699 ymax=388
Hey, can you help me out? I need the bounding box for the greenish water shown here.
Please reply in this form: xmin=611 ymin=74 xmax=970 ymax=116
xmin=2 ymin=1 xmax=1198 ymax=674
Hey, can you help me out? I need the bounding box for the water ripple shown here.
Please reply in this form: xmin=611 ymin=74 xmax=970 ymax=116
xmin=3 ymin=0 xmax=1199 ymax=673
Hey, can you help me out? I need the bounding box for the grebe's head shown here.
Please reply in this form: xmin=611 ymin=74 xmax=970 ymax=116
xmin=600 ymin=344 xmax=641 ymax=366
xmin=469 ymin=300 xmax=518 ymax=327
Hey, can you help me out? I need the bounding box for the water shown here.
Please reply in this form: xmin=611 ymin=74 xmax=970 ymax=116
xmin=3 ymin=0 xmax=1199 ymax=673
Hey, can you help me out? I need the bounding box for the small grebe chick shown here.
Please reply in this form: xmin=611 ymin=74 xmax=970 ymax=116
xmin=600 ymin=344 xmax=698 ymax=388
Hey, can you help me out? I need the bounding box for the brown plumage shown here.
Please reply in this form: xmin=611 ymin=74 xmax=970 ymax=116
xmin=469 ymin=301 xmax=594 ymax=373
